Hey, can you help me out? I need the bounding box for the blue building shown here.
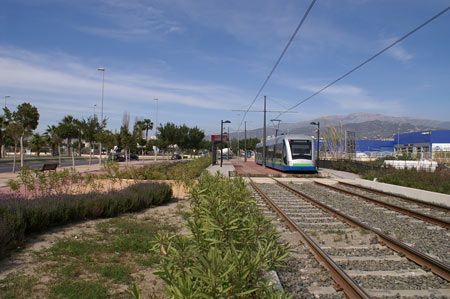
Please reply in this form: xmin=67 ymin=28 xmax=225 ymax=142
xmin=356 ymin=140 xmax=394 ymax=156
xmin=393 ymin=130 xmax=450 ymax=158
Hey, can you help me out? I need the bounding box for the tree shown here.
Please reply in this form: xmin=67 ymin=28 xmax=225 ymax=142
xmin=120 ymin=112 xmax=135 ymax=164
xmin=59 ymin=115 xmax=78 ymax=169
xmin=176 ymin=124 xmax=189 ymax=157
xmin=187 ymin=126 xmax=205 ymax=157
xmin=45 ymin=125 xmax=63 ymax=166
xmin=157 ymin=122 xmax=179 ymax=156
xmin=143 ymin=119 xmax=153 ymax=141
xmin=94 ymin=129 xmax=115 ymax=158
xmin=6 ymin=123 xmax=22 ymax=172
xmin=133 ymin=119 xmax=146 ymax=155
xmin=30 ymin=133 xmax=46 ymax=157
xmin=7 ymin=103 xmax=40 ymax=168
xmin=241 ymin=138 xmax=260 ymax=151
xmin=83 ymin=115 xmax=101 ymax=165
xmin=0 ymin=110 xmax=9 ymax=158
xmin=74 ymin=118 xmax=87 ymax=156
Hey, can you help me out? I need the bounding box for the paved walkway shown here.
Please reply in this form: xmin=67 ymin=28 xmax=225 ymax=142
xmin=206 ymin=161 xmax=236 ymax=177
xmin=319 ymin=168 xmax=360 ymax=179
xmin=232 ymin=160 xmax=286 ymax=176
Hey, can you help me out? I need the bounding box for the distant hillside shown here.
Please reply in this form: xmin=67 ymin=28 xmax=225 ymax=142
xmin=226 ymin=112 xmax=448 ymax=140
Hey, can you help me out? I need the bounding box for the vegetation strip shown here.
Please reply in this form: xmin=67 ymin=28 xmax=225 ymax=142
xmin=274 ymin=179 xmax=450 ymax=281
xmin=0 ymin=202 xmax=185 ymax=298
xmin=322 ymin=159 xmax=450 ymax=195
xmin=249 ymin=179 xmax=370 ymax=299
xmin=0 ymin=182 xmax=172 ymax=258
xmin=150 ymin=174 xmax=291 ymax=298
xmin=102 ymin=156 xmax=210 ymax=181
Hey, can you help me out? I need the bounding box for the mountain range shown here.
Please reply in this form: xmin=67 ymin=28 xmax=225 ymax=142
xmin=227 ymin=113 xmax=450 ymax=140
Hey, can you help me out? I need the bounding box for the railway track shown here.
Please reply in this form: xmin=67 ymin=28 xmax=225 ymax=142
xmin=248 ymin=178 xmax=450 ymax=299
xmin=314 ymin=180 xmax=450 ymax=228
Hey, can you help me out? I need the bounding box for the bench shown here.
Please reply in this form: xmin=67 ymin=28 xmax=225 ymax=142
xmin=40 ymin=163 xmax=58 ymax=172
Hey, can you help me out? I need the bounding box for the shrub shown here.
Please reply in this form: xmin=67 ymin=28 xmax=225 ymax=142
xmin=363 ymin=167 xmax=450 ymax=195
xmin=151 ymin=174 xmax=291 ymax=298
xmin=107 ymin=157 xmax=211 ymax=181
xmin=0 ymin=182 xmax=172 ymax=258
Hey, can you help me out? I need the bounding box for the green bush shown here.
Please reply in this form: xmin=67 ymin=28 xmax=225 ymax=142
xmin=364 ymin=168 xmax=450 ymax=195
xmin=106 ymin=157 xmax=211 ymax=181
xmin=151 ymin=174 xmax=291 ymax=298
xmin=0 ymin=182 xmax=172 ymax=258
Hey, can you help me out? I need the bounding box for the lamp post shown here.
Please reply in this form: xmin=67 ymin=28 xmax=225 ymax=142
xmin=244 ymin=121 xmax=247 ymax=162
xmin=94 ymin=104 xmax=97 ymax=117
xmin=227 ymin=126 xmax=230 ymax=160
xmin=310 ymin=121 xmax=320 ymax=170
xmin=154 ymin=98 xmax=159 ymax=161
xmin=97 ymin=68 xmax=105 ymax=123
xmin=97 ymin=67 xmax=105 ymax=165
xmin=4 ymin=95 xmax=10 ymax=108
xmin=220 ymin=120 xmax=231 ymax=167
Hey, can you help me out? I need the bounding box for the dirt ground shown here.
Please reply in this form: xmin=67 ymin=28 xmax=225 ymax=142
xmin=0 ymin=197 xmax=191 ymax=298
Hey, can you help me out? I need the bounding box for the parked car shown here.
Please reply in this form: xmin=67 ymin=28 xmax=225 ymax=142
xmin=112 ymin=153 xmax=125 ymax=162
xmin=170 ymin=154 xmax=182 ymax=160
xmin=128 ymin=153 xmax=139 ymax=160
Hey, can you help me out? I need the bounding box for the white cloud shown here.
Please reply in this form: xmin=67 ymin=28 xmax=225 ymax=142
xmin=75 ymin=0 xmax=183 ymax=40
xmin=278 ymin=77 xmax=404 ymax=113
xmin=382 ymin=37 xmax=413 ymax=62
xmin=0 ymin=46 xmax=249 ymax=131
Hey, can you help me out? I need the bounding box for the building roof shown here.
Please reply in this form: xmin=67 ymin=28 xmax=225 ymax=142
xmin=394 ymin=130 xmax=450 ymax=145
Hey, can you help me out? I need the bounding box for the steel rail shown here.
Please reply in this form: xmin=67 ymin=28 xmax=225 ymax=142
xmin=314 ymin=181 xmax=450 ymax=229
xmin=337 ymin=181 xmax=450 ymax=213
xmin=248 ymin=179 xmax=371 ymax=299
xmin=274 ymin=179 xmax=450 ymax=281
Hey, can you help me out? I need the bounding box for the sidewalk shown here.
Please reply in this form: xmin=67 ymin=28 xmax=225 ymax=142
xmin=0 ymin=160 xmax=150 ymax=188
xmin=206 ymin=160 xmax=236 ymax=177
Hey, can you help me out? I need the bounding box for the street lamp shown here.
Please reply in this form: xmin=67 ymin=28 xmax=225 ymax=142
xmin=4 ymin=95 xmax=10 ymax=108
xmin=310 ymin=121 xmax=320 ymax=170
xmin=270 ymin=119 xmax=281 ymax=137
xmin=221 ymin=120 xmax=231 ymax=167
xmin=154 ymin=98 xmax=159 ymax=161
xmin=97 ymin=67 xmax=105 ymax=165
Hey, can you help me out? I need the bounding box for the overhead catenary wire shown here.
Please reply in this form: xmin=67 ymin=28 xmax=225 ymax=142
xmin=275 ymin=4 xmax=450 ymax=120
xmin=239 ymin=0 xmax=318 ymax=131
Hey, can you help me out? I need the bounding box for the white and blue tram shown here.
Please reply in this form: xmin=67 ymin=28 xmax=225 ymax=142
xmin=255 ymin=134 xmax=316 ymax=172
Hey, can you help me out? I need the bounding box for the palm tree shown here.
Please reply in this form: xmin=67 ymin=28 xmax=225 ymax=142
xmin=30 ymin=133 xmax=46 ymax=157
xmin=45 ymin=125 xmax=63 ymax=166
xmin=74 ymin=118 xmax=87 ymax=156
xmin=143 ymin=119 xmax=153 ymax=142
xmin=59 ymin=115 xmax=78 ymax=169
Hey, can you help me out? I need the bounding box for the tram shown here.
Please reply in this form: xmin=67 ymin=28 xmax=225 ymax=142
xmin=255 ymin=134 xmax=316 ymax=172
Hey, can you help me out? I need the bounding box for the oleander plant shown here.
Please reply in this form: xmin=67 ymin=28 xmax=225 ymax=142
xmin=150 ymin=174 xmax=291 ymax=298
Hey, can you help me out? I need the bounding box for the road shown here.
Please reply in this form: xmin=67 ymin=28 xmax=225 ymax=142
xmin=0 ymin=159 xmax=100 ymax=173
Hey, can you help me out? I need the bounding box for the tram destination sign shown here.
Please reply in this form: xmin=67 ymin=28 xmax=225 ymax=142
xmin=211 ymin=134 xmax=228 ymax=142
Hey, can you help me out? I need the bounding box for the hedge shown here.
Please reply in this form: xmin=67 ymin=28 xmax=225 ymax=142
xmin=0 ymin=182 xmax=172 ymax=258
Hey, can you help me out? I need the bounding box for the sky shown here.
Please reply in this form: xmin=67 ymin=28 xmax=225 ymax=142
xmin=1 ymin=0 xmax=449 ymax=136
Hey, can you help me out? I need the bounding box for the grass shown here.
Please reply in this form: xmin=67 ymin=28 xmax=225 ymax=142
xmin=50 ymin=280 xmax=109 ymax=299
xmin=0 ymin=211 xmax=180 ymax=298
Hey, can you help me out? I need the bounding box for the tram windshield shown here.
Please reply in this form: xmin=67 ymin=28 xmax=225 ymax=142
xmin=289 ymin=140 xmax=311 ymax=160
